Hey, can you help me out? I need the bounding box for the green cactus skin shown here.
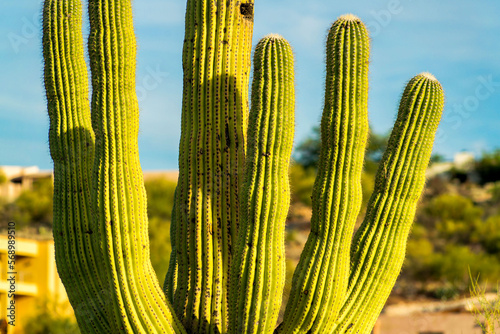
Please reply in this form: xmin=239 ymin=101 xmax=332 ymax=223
xmin=166 ymin=0 xmax=254 ymax=332
xmin=44 ymin=0 xmax=186 ymax=332
xmin=164 ymin=190 xmax=178 ymax=303
xmin=228 ymin=35 xmax=295 ymax=334
xmin=332 ymin=73 xmax=444 ymax=333
xmin=278 ymin=14 xmax=369 ymax=334
xmin=86 ymin=0 xmax=185 ymax=331
xmin=42 ymin=1 xmax=110 ymax=332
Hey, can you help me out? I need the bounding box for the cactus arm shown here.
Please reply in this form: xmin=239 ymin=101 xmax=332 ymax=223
xmin=86 ymin=0 xmax=185 ymax=332
xmin=278 ymin=15 xmax=369 ymax=333
xmin=169 ymin=0 xmax=254 ymax=332
xmin=42 ymin=1 xmax=111 ymax=332
xmin=333 ymin=73 xmax=444 ymax=333
xmin=229 ymin=35 xmax=295 ymax=334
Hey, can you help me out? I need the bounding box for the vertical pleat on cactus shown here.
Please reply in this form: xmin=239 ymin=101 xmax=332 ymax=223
xmin=278 ymin=14 xmax=369 ymax=333
xmin=333 ymin=73 xmax=444 ymax=333
xmin=228 ymin=34 xmax=295 ymax=334
xmin=42 ymin=1 xmax=110 ymax=332
xmin=166 ymin=0 xmax=254 ymax=332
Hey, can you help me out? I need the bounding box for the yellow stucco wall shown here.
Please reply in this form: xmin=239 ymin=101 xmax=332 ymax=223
xmin=0 ymin=236 xmax=69 ymax=334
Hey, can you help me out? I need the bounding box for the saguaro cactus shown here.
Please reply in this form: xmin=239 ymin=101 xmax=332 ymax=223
xmin=43 ymin=0 xmax=444 ymax=333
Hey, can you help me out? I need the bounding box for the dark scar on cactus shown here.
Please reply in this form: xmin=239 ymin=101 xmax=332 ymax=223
xmin=240 ymin=3 xmax=254 ymax=20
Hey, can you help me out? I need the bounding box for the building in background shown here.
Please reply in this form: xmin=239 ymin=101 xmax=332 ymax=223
xmin=0 ymin=237 xmax=70 ymax=334
xmin=0 ymin=166 xmax=52 ymax=202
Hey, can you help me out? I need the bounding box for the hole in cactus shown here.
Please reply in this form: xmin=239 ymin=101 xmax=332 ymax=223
xmin=240 ymin=3 xmax=254 ymax=20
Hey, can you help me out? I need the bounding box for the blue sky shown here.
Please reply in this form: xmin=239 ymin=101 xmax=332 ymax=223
xmin=1 ymin=1 xmax=499 ymax=170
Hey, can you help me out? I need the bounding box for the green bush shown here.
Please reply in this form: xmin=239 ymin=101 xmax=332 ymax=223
xmin=3 ymin=178 xmax=54 ymax=229
xmin=144 ymin=178 xmax=176 ymax=280
xmin=474 ymin=215 xmax=500 ymax=254
xmin=0 ymin=169 xmax=6 ymax=185
xmin=424 ymin=194 xmax=482 ymax=243
xmin=23 ymin=298 xmax=80 ymax=334
xmin=403 ymin=194 xmax=500 ymax=294
xmin=431 ymin=245 xmax=500 ymax=285
xmin=476 ymin=149 xmax=500 ymax=184
xmin=404 ymin=224 xmax=435 ymax=281
xmin=148 ymin=216 xmax=172 ymax=281
xmin=289 ymin=164 xmax=316 ymax=206
xmin=144 ymin=178 xmax=177 ymax=220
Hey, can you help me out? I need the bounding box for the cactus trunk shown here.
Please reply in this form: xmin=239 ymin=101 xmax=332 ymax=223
xmin=229 ymin=35 xmax=295 ymax=334
xmin=166 ymin=0 xmax=254 ymax=332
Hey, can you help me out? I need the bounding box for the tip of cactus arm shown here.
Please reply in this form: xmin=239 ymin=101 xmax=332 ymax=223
xmin=264 ymin=33 xmax=285 ymax=40
xmin=419 ymin=72 xmax=438 ymax=81
xmin=338 ymin=13 xmax=361 ymax=22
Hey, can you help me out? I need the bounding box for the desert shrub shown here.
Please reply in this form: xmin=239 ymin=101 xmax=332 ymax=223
xmin=404 ymin=224 xmax=435 ymax=280
xmin=3 ymin=178 xmax=54 ymax=229
xmin=474 ymin=215 xmax=500 ymax=254
xmin=431 ymin=245 xmax=500 ymax=285
xmin=144 ymin=178 xmax=177 ymax=220
xmin=0 ymin=169 xmax=6 ymax=185
xmin=144 ymin=178 xmax=176 ymax=281
xmin=424 ymin=193 xmax=482 ymax=243
xmin=148 ymin=216 xmax=172 ymax=281
xmin=23 ymin=298 xmax=79 ymax=334
xmin=476 ymin=149 xmax=500 ymax=184
xmin=289 ymin=164 xmax=316 ymax=206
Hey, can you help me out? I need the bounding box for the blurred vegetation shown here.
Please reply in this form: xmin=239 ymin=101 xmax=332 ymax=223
xmin=0 ymin=169 xmax=6 ymax=185
xmin=403 ymin=192 xmax=500 ymax=297
xmin=476 ymin=149 xmax=500 ymax=185
xmin=293 ymin=125 xmax=388 ymax=172
xmin=0 ymin=178 xmax=53 ymax=230
xmin=144 ymin=178 xmax=177 ymax=281
xmin=23 ymin=298 xmax=80 ymax=334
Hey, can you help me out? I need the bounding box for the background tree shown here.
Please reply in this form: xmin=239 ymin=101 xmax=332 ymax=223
xmin=476 ymin=149 xmax=500 ymax=184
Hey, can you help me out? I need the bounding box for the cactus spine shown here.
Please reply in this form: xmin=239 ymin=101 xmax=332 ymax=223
xmin=43 ymin=0 xmax=445 ymax=332
xmin=228 ymin=35 xmax=295 ymax=333
xmin=278 ymin=15 xmax=369 ymax=333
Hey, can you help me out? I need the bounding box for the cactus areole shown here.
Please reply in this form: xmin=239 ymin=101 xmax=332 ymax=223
xmin=43 ymin=0 xmax=444 ymax=333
